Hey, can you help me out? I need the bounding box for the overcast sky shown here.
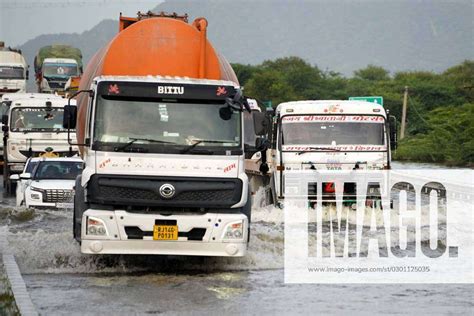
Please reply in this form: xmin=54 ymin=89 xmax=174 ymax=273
xmin=0 ymin=0 xmax=162 ymax=47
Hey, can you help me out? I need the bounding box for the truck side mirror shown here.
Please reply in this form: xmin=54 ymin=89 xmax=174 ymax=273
xmin=389 ymin=115 xmax=397 ymax=150
xmin=10 ymin=174 xmax=20 ymax=181
xmin=253 ymin=112 xmax=270 ymax=136
xmin=1 ymin=114 xmax=8 ymax=132
xmin=26 ymin=69 xmax=29 ymax=80
xmin=63 ymin=89 xmax=93 ymax=147
xmin=63 ymin=105 xmax=77 ymax=129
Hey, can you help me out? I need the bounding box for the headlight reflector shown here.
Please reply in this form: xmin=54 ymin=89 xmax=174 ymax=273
xmin=223 ymin=220 xmax=244 ymax=240
xmin=86 ymin=216 xmax=108 ymax=236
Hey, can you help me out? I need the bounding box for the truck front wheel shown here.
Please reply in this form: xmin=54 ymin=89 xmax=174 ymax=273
xmin=73 ymin=176 xmax=88 ymax=243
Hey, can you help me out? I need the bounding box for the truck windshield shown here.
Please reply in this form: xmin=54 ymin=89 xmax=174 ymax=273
xmin=282 ymin=115 xmax=385 ymax=146
xmin=33 ymin=161 xmax=83 ymax=180
xmin=10 ymin=107 xmax=68 ymax=132
xmin=94 ymin=96 xmax=241 ymax=154
xmin=0 ymin=66 xmax=24 ymax=79
xmin=43 ymin=63 xmax=78 ymax=78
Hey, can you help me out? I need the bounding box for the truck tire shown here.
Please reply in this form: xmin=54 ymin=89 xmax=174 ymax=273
xmin=73 ymin=175 xmax=88 ymax=243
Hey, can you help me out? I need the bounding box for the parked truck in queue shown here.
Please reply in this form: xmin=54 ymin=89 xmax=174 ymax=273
xmin=2 ymin=96 xmax=78 ymax=194
xmin=259 ymin=100 xmax=397 ymax=206
xmin=0 ymin=42 xmax=28 ymax=96
xmin=34 ymin=45 xmax=83 ymax=95
xmin=1 ymin=93 xmax=64 ymax=160
xmin=64 ymin=12 xmax=254 ymax=257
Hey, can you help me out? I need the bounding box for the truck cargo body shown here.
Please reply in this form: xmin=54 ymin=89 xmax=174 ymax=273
xmin=70 ymin=13 xmax=249 ymax=257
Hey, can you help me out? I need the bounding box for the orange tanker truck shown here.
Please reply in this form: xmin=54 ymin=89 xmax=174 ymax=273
xmin=63 ymin=12 xmax=267 ymax=257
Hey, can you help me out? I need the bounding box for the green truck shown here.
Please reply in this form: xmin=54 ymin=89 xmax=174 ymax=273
xmin=34 ymin=45 xmax=83 ymax=94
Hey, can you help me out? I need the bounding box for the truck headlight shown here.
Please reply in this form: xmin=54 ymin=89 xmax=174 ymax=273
xmin=86 ymin=216 xmax=108 ymax=236
xmin=223 ymin=220 xmax=244 ymax=240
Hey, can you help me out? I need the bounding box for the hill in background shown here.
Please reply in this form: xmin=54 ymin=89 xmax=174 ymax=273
xmin=19 ymin=20 xmax=116 ymax=89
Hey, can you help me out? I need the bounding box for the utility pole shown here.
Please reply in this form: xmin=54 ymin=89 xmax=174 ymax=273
xmin=400 ymin=86 xmax=408 ymax=139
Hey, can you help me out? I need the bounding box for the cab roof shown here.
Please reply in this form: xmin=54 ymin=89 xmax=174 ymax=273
xmin=10 ymin=97 xmax=75 ymax=108
xmin=276 ymin=100 xmax=386 ymax=116
xmin=43 ymin=58 xmax=78 ymax=64
xmin=0 ymin=51 xmax=27 ymax=66
xmin=2 ymin=93 xmax=63 ymax=102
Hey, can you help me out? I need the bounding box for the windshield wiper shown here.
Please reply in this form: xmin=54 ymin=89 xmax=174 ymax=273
xmin=181 ymin=139 xmax=233 ymax=154
xmin=114 ymin=137 xmax=176 ymax=152
xmin=296 ymin=147 xmax=341 ymax=155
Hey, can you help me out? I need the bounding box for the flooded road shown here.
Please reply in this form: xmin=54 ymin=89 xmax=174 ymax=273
xmin=1 ymin=162 xmax=473 ymax=315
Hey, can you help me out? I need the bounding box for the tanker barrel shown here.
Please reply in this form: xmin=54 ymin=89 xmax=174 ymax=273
xmin=75 ymin=13 xmax=239 ymax=154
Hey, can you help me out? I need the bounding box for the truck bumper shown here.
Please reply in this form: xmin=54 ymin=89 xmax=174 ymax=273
xmin=81 ymin=209 xmax=249 ymax=257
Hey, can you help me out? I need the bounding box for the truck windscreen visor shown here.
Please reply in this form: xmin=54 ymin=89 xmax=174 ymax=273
xmin=96 ymin=81 xmax=237 ymax=101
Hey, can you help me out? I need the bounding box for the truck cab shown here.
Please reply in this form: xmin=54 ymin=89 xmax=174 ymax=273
xmin=0 ymin=50 xmax=28 ymax=96
xmin=2 ymin=96 xmax=78 ymax=194
xmin=66 ymin=76 xmax=250 ymax=257
xmin=1 ymin=93 xmax=64 ymax=162
xmin=38 ymin=58 xmax=80 ymax=94
xmin=268 ymin=100 xmax=396 ymax=203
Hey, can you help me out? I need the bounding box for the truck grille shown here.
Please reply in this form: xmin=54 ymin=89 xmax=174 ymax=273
xmin=47 ymin=80 xmax=66 ymax=90
xmin=87 ymin=175 xmax=243 ymax=208
xmin=44 ymin=189 xmax=74 ymax=203
xmin=99 ymin=186 xmax=235 ymax=202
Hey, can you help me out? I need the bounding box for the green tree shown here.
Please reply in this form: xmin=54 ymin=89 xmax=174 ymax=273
xmin=231 ymin=63 xmax=258 ymax=86
xmin=261 ymin=56 xmax=324 ymax=99
xmin=245 ymin=69 xmax=297 ymax=106
xmin=354 ymin=65 xmax=390 ymax=81
xmin=443 ymin=60 xmax=474 ymax=102
xmin=395 ymin=103 xmax=474 ymax=166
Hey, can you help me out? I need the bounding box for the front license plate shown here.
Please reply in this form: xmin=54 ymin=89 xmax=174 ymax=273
xmin=56 ymin=203 xmax=73 ymax=209
xmin=153 ymin=225 xmax=178 ymax=240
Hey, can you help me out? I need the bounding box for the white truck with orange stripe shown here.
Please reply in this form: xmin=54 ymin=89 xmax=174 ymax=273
xmin=266 ymin=100 xmax=397 ymax=205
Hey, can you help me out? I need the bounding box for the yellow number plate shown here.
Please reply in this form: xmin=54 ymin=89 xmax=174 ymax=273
xmin=153 ymin=225 xmax=178 ymax=240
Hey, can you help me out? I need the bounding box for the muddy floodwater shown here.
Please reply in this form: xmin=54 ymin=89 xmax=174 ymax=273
xmin=0 ymin=162 xmax=473 ymax=315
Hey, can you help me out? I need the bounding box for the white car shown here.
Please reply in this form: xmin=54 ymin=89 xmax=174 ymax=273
xmin=10 ymin=157 xmax=42 ymax=206
xmin=21 ymin=157 xmax=83 ymax=209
